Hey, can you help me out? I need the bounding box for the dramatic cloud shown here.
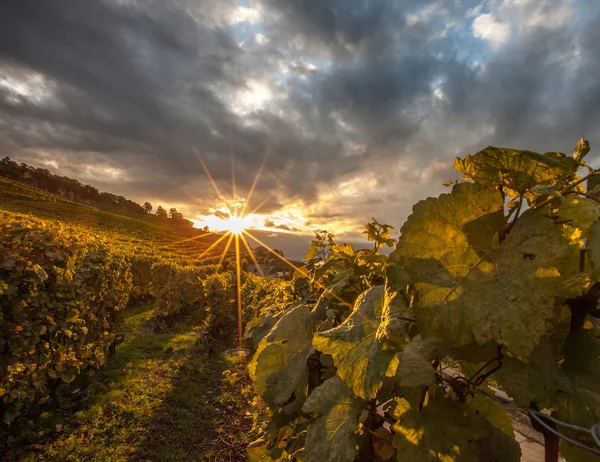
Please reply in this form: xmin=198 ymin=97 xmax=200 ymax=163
xmin=1 ymin=0 xmax=600 ymax=257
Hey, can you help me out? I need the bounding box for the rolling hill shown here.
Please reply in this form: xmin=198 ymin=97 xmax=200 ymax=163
xmin=0 ymin=176 xmax=237 ymax=262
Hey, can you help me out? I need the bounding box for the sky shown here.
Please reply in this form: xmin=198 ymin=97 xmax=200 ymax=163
xmin=1 ymin=0 xmax=600 ymax=259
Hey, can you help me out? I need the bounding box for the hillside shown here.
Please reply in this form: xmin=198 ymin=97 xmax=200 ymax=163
xmin=0 ymin=176 xmax=237 ymax=262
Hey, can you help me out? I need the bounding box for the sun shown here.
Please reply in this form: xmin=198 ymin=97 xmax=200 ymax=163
xmin=221 ymin=215 xmax=251 ymax=234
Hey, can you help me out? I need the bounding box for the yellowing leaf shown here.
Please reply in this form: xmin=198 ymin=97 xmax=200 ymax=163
xmin=573 ymin=138 xmax=590 ymax=161
xmin=552 ymin=196 xmax=600 ymax=239
xmin=32 ymin=264 xmax=48 ymax=281
xmin=394 ymin=181 xmax=584 ymax=358
xmin=455 ymin=146 xmax=578 ymax=196
xmin=313 ymin=286 xmax=397 ymax=399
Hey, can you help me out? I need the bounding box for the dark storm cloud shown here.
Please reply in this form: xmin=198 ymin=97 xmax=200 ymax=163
xmin=263 ymin=218 xmax=300 ymax=232
xmin=1 ymin=0 xmax=600 ymax=234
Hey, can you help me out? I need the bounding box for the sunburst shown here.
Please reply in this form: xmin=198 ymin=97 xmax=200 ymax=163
xmin=191 ymin=147 xmax=353 ymax=349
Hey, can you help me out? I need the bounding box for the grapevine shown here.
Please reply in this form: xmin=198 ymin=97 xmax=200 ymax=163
xmin=247 ymin=139 xmax=600 ymax=462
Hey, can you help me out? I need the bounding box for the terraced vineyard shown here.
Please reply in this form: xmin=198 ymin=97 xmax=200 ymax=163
xmin=0 ymin=176 xmax=237 ymax=262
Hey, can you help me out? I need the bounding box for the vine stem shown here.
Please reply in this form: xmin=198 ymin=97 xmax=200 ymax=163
xmin=512 ymin=193 xmax=524 ymax=223
xmin=535 ymin=170 xmax=600 ymax=210
xmin=563 ymin=190 xmax=600 ymax=203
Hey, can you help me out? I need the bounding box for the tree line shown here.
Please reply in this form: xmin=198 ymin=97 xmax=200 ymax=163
xmin=0 ymin=157 xmax=199 ymax=229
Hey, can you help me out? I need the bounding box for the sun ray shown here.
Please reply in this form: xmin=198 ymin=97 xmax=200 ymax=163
xmin=240 ymin=155 xmax=266 ymax=217
xmin=217 ymin=232 xmax=235 ymax=269
xmin=193 ymin=146 xmax=225 ymax=202
xmin=242 ymin=230 xmax=351 ymax=307
xmin=195 ymin=231 xmax=231 ymax=261
xmin=239 ymin=232 xmax=265 ymax=277
xmin=231 ymin=152 xmax=237 ymax=199
xmin=235 ymin=234 xmax=243 ymax=348
xmin=248 ymin=194 xmax=272 ymax=217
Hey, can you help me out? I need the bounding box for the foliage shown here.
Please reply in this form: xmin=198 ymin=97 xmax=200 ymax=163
xmin=0 ymin=157 xmax=147 ymax=216
xmin=248 ymin=139 xmax=600 ymax=461
xmin=363 ymin=217 xmax=395 ymax=253
xmin=0 ymin=189 xmax=233 ymax=427
xmin=0 ymin=215 xmax=132 ymax=425
xmin=0 ymin=176 xmax=227 ymax=262
xmin=151 ymin=261 xmax=207 ymax=318
xmin=203 ymin=272 xmax=236 ymax=336
xmin=156 ymin=205 xmax=168 ymax=219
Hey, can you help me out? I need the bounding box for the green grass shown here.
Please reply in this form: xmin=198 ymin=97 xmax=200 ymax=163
xmin=0 ymin=177 xmax=235 ymax=261
xmin=11 ymin=304 xmax=252 ymax=461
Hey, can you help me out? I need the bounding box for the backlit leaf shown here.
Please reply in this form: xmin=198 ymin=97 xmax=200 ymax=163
xmin=249 ymin=304 xmax=316 ymax=406
xmin=313 ymin=286 xmax=396 ymax=399
xmin=301 ymin=376 xmax=363 ymax=462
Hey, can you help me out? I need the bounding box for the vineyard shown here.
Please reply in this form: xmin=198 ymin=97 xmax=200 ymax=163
xmin=1 ymin=139 xmax=600 ymax=461
xmin=0 ymin=178 xmax=275 ymax=459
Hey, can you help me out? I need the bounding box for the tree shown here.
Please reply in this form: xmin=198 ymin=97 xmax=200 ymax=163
xmin=143 ymin=202 xmax=152 ymax=214
xmin=169 ymin=207 xmax=177 ymax=219
xmin=155 ymin=205 xmax=167 ymax=218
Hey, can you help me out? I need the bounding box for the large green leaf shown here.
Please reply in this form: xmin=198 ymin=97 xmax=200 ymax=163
xmin=495 ymin=336 xmax=569 ymax=407
xmin=249 ymin=304 xmax=316 ymax=406
xmin=455 ymin=146 xmax=578 ymax=196
xmin=395 ymin=181 xmax=584 ymax=357
xmin=313 ymin=286 xmax=397 ymax=399
xmin=463 ymin=210 xmax=585 ymax=356
xmin=390 ymin=182 xmax=502 ymax=348
xmin=301 ymin=376 xmax=363 ymax=462
xmin=392 ymin=392 xmax=520 ymax=462
xmin=394 ymin=335 xmax=439 ymax=388
xmin=562 ymin=330 xmax=600 ymax=393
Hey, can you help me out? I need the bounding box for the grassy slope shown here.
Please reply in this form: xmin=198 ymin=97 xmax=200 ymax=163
xmin=0 ymin=177 xmax=237 ymax=261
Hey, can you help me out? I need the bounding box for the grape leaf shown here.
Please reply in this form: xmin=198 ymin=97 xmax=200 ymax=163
xmin=495 ymin=336 xmax=569 ymax=407
xmin=394 ymin=335 xmax=439 ymax=388
xmin=376 ymin=283 xmax=411 ymax=350
xmin=552 ymin=196 xmax=600 ymax=240
xmin=562 ymin=330 xmax=600 ymax=394
xmin=552 ymin=389 xmax=600 ymax=462
xmin=395 ymin=180 xmax=584 ymax=357
xmin=301 ymin=376 xmax=363 ymax=462
xmin=573 ymin=138 xmax=591 ymax=162
xmin=588 ymin=220 xmax=600 ymax=270
xmin=465 ymin=392 xmax=515 ymax=437
xmin=249 ymin=304 xmax=316 ymax=406
xmin=455 ymin=147 xmax=578 ymax=196
xmin=392 ymin=392 xmax=519 ymax=462
xmin=550 ymin=333 xmax=600 ymax=460
xmin=313 ymin=286 xmax=397 ymax=399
